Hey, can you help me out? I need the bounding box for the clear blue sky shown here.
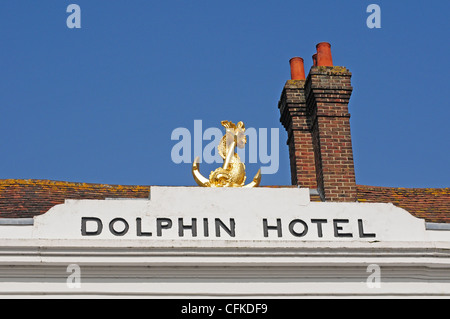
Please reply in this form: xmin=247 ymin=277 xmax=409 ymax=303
xmin=0 ymin=1 xmax=449 ymax=188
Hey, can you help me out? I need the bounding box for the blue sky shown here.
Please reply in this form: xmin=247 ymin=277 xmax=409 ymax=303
xmin=0 ymin=1 xmax=449 ymax=188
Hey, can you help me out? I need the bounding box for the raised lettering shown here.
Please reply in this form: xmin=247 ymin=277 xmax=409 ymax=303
xmin=81 ymin=217 xmax=102 ymax=236
xmin=358 ymin=219 xmax=376 ymax=238
xmin=333 ymin=219 xmax=353 ymax=238
xmin=136 ymin=217 xmax=152 ymax=237
xmin=262 ymin=218 xmax=282 ymax=237
xmin=288 ymin=219 xmax=308 ymax=237
xmin=178 ymin=218 xmax=197 ymax=237
xmin=215 ymin=218 xmax=235 ymax=237
xmin=156 ymin=218 xmax=172 ymax=236
xmin=109 ymin=218 xmax=129 ymax=236
xmin=311 ymin=219 xmax=327 ymax=238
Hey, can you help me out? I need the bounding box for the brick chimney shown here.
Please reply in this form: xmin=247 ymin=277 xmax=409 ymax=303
xmin=278 ymin=58 xmax=317 ymax=188
xmin=278 ymin=42 xmax=357 ymax=202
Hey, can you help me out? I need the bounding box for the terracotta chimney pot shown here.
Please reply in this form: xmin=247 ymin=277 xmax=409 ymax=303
xmin=289 ymin=57 xmax=306 ymax=80
xmin=312 ymin=53 xmax=318 ymax=67
xmin=316 ymin=42 xmax=333 ymax=67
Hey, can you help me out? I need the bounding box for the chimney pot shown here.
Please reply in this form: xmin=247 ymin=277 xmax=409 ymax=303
xmin=316 ymin=42 xmax=333 ymax=67
xmin=312 ymin=53 xmax=318 ymax=67
xmin=289 ymin=57 xmax=306 ymax=80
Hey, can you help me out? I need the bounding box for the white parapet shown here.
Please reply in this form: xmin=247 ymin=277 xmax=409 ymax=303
xmin=0 ymin=186 xmax=449 ymax=298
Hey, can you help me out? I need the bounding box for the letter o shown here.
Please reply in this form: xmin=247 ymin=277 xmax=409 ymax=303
xmin=289 ymin=219 xmax=308 ymax=237
xmin=109 ymin=218 xmax=129 ymax=236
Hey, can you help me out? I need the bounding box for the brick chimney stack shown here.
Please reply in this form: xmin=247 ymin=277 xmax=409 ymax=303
xmin=278 ymin=42 xmax=357 ymax=202
xmin=279 ymin=58 xmax=317 ymax=189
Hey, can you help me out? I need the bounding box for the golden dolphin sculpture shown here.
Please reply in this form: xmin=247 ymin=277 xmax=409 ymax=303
xmin=192 ymin=120 xmax=261 ymax=188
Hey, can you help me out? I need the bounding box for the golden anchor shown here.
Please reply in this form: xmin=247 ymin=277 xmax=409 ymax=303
xmin=192 ymin=120 xmax=261 ymax=188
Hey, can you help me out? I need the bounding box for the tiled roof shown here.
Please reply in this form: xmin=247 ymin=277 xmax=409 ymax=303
xmin=357 ymin=185 xmax=450 ymax=223
xmin=0 ymin=179 xmax=149 ymax=218
xmin=0 ymin=180 xmax=448 ymax=223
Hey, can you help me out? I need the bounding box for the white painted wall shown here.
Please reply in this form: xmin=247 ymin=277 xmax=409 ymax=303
xmin=0 ymin=187 xmax=449 ymax=298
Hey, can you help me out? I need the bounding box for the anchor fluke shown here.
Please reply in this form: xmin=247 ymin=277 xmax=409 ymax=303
xmin=192 ymin=156 xmax=210 ymax=187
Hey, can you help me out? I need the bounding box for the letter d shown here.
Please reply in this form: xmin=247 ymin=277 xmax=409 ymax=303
xmin=81 ymin=217 xmax=103 ymax=236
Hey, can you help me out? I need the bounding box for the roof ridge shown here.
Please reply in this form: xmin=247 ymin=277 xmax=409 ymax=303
xmin=0 ymin=179 xmax=150 ymax=188
xmin=0 ymin=180 xmax=448 ymax=190
xmin=357 ymin=185 xmax=450 ymax=191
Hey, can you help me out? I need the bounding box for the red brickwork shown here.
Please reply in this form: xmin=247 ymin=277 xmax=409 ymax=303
xmin=278 ymin=80 xmax=317 ymax=188
xmin=306 ymin=66 xmax=356 ymax=202
xmin=279 ymin=66 xmax=356 ymax=202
